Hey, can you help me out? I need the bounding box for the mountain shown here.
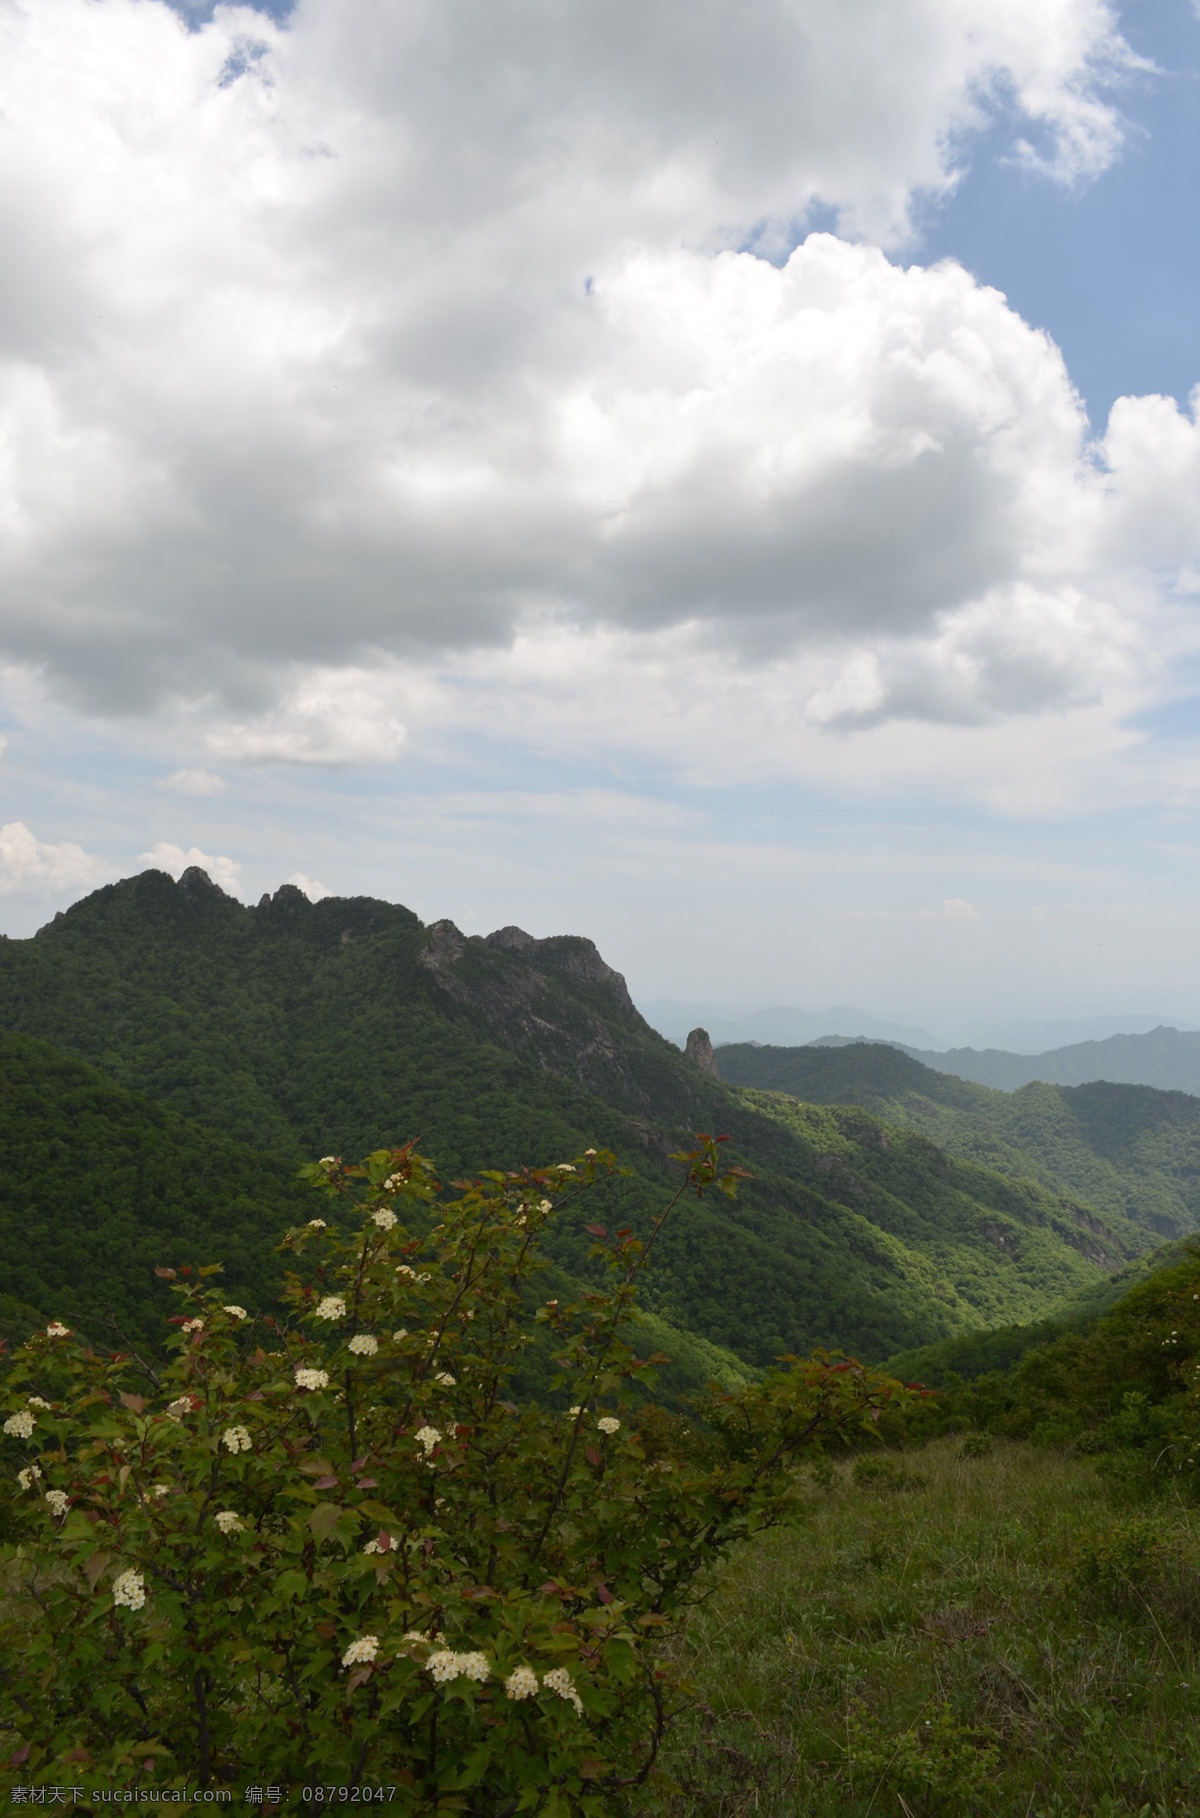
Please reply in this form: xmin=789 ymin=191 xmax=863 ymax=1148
xmin=640 ymin=999 xmax=942 ymax=1050
xmin=0 ymin=869 xmax=1169 ymax=1366
xmin=713 ymin=1040 xmax=1200 ymax=1241
xmin=898 ymin=1026 xmax=1200 ymax=1094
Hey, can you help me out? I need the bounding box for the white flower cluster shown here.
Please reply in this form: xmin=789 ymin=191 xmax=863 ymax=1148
xmin=45 ymin=1322 xmax=70 ymax=1339
xmin=505 ymin=1665 xmax=539 ymax=1701
xmin=222 ymin=1425 xmax=252 ymax=1454
xmin=27 ymin=1396 xmax=52 ymax=1411
xmin=341 ymin=1635 xmax=379 ymax=1668
xmin=567 ymin=1406 xmax=582 ymax=1419
xmin=362 ymin=1532 xmax=396 ymax=1555
xmin=17 ymin=1465 xmax=42 ymax=1490
xmin=557 ymin=1164 xmax=576 ymax=1174
xmin=112 ymin=1569 xmax=146 ymax=1611
xmin=597 ymin=1417 xmax=620 ymax=1436
xmin=434 ymin=1372 xmax=456 ymax=1388
xmin=371 ymin=1208 xmax=397 ymax=1231
xmin=542 ymin=1666 xmax=584 ymax=1715
xmin=427 ymin=1649 xmax=490 ymax=1685
xmin=45 ymin=1489 xmax=69 ymax=1516
xmin=307 ymin=1219 xmax=327 ymax=1230
xmin=315 ymin=1295 xmax=346 ymax=1321
xmin=392 ymin=1329 xmax=408 ymax=1343
xmin=214 ymin=1510 xmax=244 ymax=1534
xmin=414 ymin=1426 xmax=442 ymax=1456
xmin=540 ymin=1199 xmax=552 ymax=1214
xmin=223 ymin=1305 xmax=248 ymax=1320
xmin=383 ymin=1173 xmax=404 ymax=1192
xmin=3 ymin=1410 xmax=35 ymax=1439
xmin=395 ymin=1265 xmax=416 ymax=1280
xmin=294 ymin=1367 xmax=330 ymax=1392
xmin=348 ymin=1334 xmax=379 ymax=1357
xmin=165 ymin=1397 xmax=194 ymax=1422
xmin=320 ymin=1156 xmax=338 ymax=1167
xmin=180 ymin=1318 xmax=204 ymax=1334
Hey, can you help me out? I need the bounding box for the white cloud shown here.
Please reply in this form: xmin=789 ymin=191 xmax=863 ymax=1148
xmin=158 ymin=768 xmax=227 ymax=796
xmin=0 ymin=821 xmax=112 ymax=897
xmin=286 ymin=871 xmax=330 ymax=901
xmin=139 ymin=840 xmax=243 ymax=896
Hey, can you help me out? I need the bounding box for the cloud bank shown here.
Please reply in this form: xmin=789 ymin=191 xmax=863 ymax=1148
xmin=0 ymin=0 xmax=1194 ymax=801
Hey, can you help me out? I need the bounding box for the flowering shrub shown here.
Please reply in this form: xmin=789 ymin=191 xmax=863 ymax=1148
xmin=0 ymin=1136 xmax=908 ymax=1806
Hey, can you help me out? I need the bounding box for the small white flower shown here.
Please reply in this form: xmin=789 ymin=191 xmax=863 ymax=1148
xmin=384 ymin=1173 xmax=403 ymax=1192
xmin=320 ymin=1156 xmax=338 ymax=1166
xmin=567 ymin=1406 xmax=582 ymax=1418
xmin=414 ymin=1425 xmax=442 ymax=1455
xmin=45 ymin=1321 xmax=70 ymax=1339
xmin=307 ymin=1218 xmax=327 ymax=1229
xmin=165 ymin=1397 xmax=194 ymax=1421
xmin=44 ymin=1489 xmax=69 ymax=1516
xmin=4 ymin=1410 xmax=35 ymax=1439
xmin=539 ymin=1199 xmax=552 ymax=1213
xmin=294 ymin=1367 xmax=330 ymax=1391
xmin=314 ymin=1295 xmax=346 ymax=1321
xmin=341 ymin=1635 xmax=379 ymax=1668
xmin=395 ymin=1264 xmax=416 ymax=1280
xmin=557 ymin=1164 xmax=576 ymax=1173
xmin=597 ymin=1416 xmax=620 ymax=1436
xmin=434 ymin=1371 xmax=456 ymax=1387
xmin=427 ymin=1649 xmax=460 ymax=1684
xmin=392 ymin=1329 xmax=408 ymax=1343
xmin=16 ymin=1465 xmax=42 ymax=1490
xmin=112 ymin=1568 xmax=146 ymax=1612
xmin=371 ymin=1208 xmax=397 ymax=1230
xmin=214 ymin=1509 xmax=244 ymax=1534
xmin=222 ymin=1424 xmax=252 ymax=1454
xmin=542 ymin=1666 xmax=584 ymax=1714
xmin=505 ymin=1665 xmax=539 ymax=1701
xmin=223 ymin=1305 xmax=248 ymax=1320
xmin=459 ymin=1651 xmax=490 ymax=1682
xmin=151 ymin=1483 xmax=170 ymax=1498
xmin=180 ymin=1318 xmax=205 ymax=1334
xmin=584 ymin=1148 xmax=597 ymax=1158
xmin=27 ymin=1396 xmax=52 ymax=1410
xmin=348 ymin=1334 xmax=379 ymax=1357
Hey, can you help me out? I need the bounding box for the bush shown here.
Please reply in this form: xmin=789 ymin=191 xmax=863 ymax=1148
xmin=0 ymin=1136 xmax=908 ymax=1808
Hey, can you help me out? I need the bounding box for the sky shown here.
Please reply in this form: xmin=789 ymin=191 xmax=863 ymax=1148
xmin=2 ymin=0 xmax=1200 ymax=1044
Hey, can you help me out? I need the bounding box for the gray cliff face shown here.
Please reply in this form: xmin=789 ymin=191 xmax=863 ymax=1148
xmin=685 ymin=1028 xmax=718 ymax=1074
xmin=415 ymin=920 xmax=709 ymax=1124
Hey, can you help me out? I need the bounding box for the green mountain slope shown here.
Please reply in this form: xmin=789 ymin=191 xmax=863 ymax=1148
xmin=0 ymin=1032 xmax=311 ymax=1344
xmin=0 ymin=871 xmax=1161 ymax=1365
xmin=714 ymin=1040 xmax=1200 ymax=1242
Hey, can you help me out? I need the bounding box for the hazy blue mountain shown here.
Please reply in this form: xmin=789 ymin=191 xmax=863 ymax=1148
xmin=900 ymin=1026 xmax=1200 ymax=1094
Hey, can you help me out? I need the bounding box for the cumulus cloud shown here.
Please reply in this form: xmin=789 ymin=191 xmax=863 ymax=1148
xmin=139 ymin=840 xmax=243 ymax=896
xmin=0 ymin=822 xmax=113 ymax=897
xmin=0 ymin=0 xmax=1189 ymax=797
xmin=285 ymin=871 xmax=330 ymax=900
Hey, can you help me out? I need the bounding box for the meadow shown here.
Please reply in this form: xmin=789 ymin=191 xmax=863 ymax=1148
xmin=663 ymin=1439 xmax=1200 ymax=1817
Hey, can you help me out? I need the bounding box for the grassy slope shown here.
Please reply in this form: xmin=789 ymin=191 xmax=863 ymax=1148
xmin=716 ymin=1040 xmax=1200 ymax=1241
xmin=664 ymin=1439 xmax=1200 ymax=1816
xmin=0 ymin=873 xmax=1151 ymax=1365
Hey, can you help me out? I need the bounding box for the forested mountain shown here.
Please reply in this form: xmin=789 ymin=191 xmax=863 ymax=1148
xmin=714 ymin=1039 xmax=1200 ymax=1240
xmin=899 ymin=1025 xmax=1200 ymax=1093
xmin=0 ymin=869 xmax=1182 ymax=1366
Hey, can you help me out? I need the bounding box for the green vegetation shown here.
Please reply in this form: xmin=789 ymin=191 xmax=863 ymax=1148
xmin=0 ymin=871 xmax=1173 ymax=1369
xmin=662 ymin=1440 xmax=1200 ymax=1816
xmin=716 ymin=1040 xmax=1200 ymax=1240
xmin=0 ymin=1137 xmax=905 ymax=1803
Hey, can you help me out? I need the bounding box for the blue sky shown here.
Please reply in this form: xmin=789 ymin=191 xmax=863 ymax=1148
xmin=2 ymin=0 xmax=1200 ymax=1045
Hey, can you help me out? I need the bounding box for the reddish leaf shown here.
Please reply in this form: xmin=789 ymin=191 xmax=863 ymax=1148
xmin=312 ymin=1475 xmax=339 ymax=1490
xmin=345 ymin=1666 xmax=374 ymax=1693
xmin=314 ymin=1621 xmax=337 ymax=1639
xmin=355 ymin=1475 xmax=379 ymax=1488
xmin=118 ymin=1392 xmax=145 ymax=1415
xmin=375 ymin=1529 xmax=392 ymax=1552
xmin=585 ymin=1446 xmax=602 ymax=1467
xmin=83 ymin=1550 xmax=111 ymax=1589
xmin=8 ymin=1742 xmax=30 ymax=1767
xmin=538 ymin=1580 xmax=563 ymax=1597
xmin=595 ymin=1583 xmax=613 ymax=1605
xmin=153 ymin=1267 xmax=176 ymax=1280
xmin=584 ymin=1223 xmax=607 ymax=1238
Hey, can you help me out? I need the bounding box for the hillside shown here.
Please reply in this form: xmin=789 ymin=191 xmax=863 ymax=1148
xmin=714 ymin=1040 xmax=1200 ymax=1241
xmin=0 ymin=869 xmax=1163 ymax=1366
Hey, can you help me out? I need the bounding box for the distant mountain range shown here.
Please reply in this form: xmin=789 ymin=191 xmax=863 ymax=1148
xmin=4 ymin=867 xmax=1196 ymax=1371
xmin=642 ymin=1000 xmax=1194 ymax=1056
xmin=885 ymin=1027 xmax=1200 ymax=1095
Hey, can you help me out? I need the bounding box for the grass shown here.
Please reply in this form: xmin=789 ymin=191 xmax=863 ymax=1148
xmin=660 ymin=1438 xmax=1200 ymax=1817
